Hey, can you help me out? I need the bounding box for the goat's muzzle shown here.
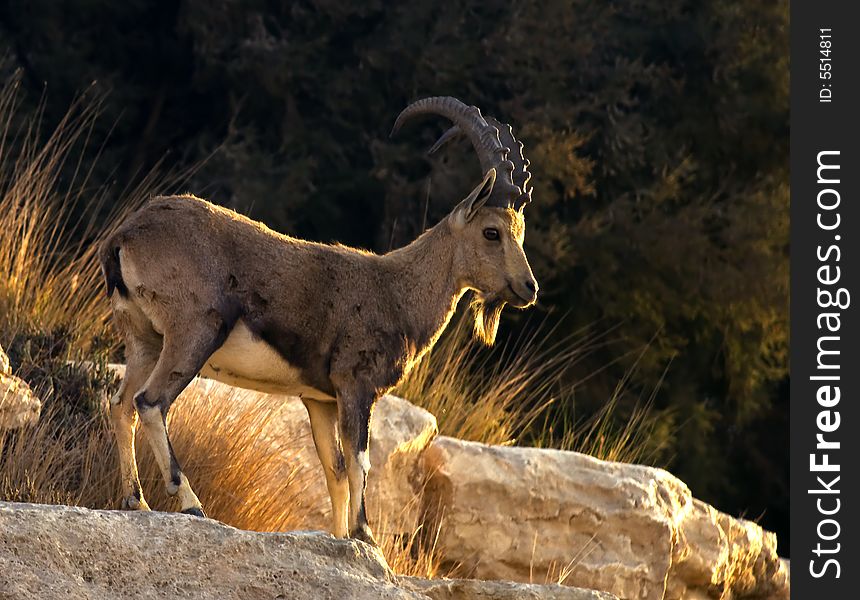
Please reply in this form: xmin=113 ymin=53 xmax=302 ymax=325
xmin=506 ymin=278 xmax=539 ymax=308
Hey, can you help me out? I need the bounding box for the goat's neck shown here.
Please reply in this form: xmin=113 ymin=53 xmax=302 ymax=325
xmin=384 ymin=219 xmax=466 ymax=353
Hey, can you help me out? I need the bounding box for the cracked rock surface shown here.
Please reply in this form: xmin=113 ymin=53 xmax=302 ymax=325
xmin=0 ymin=502 xmax=615 ymax=600
xmin=422 ymin=437 xmax=789 ymax=600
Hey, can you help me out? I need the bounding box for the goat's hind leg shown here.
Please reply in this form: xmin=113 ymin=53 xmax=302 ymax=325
xmin=111 ymin=346 xmax=157 ymax=511
xmin=303 ymin=398 xmax=349 ymax=538
xmin=135 ymin=320 xmax=227 ymax=517
xmin=110 ymin=304 xmax=161 ymax=511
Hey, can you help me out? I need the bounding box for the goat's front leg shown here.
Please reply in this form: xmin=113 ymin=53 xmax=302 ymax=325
xmin=337 ymin=392 xmax=377 ymax=546
xmin=303 ymin=398 xmax=349 ymax=538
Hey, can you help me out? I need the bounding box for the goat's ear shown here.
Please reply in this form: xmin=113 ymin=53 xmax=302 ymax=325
xmin=451 ymin=168 xmax=496 ymax=228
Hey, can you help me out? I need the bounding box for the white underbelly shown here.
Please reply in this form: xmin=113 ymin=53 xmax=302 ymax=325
xmin=199 ymin=321 xmax=335 ymax=401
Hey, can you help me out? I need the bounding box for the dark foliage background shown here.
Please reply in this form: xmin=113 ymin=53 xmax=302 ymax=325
xmin=0 ymin=0 xmax=789 ymax=549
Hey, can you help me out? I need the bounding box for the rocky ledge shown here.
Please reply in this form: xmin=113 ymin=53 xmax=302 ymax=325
xmin=88 ymin=368 xmax=789 ymax=600
xmin=0 ymin=502 xmax=615 ymax=600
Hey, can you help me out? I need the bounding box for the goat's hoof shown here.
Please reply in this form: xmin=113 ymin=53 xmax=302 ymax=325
xmin=349 ymin=524 xmax=378 ymax=547
xmin=120 ymin=495 xmax=150 ymax=511
xmin=181 ymin=506 xmax=206 ymax=518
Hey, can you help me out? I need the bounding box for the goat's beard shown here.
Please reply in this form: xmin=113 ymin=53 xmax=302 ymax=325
xmin=470 ymin=293 xmax=506 ymax=346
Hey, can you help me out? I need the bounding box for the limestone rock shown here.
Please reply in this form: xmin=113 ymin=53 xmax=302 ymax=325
xmin=365 ymin=394 xmax=438 ymax=533
xmin=400 ymin=576 xmax=618 ymax=599
xmin=422 ymin=436 xmax=789 ymax=600
xmin=669 ymin=499 xmax=790 ymax=599
xmin=103 ymin=364 xmax=789 ymax=600
xmin=0 ymin=501 xmax=614 ymax=600
xmin=0 ymin=501 xmax=418 ymax=600
xmin=0 ymin=344 xmax=41 ymax=429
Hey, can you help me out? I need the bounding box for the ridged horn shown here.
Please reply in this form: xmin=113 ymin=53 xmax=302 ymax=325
xmin=391 ymin=96 xmax=523 ymax=208
xmin=486 ymin=116 xmax=532 ymax=210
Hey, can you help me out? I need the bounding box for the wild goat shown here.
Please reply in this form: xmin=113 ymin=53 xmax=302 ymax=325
xmin=99 ymin=96 xmax=538 ymax=545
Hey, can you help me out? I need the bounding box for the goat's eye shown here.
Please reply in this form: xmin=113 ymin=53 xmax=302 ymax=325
xmin=483 ymin=228 xmax=500 ymax=241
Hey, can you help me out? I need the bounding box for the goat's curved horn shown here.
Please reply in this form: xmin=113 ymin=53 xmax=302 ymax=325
xmin=391 ymin=96 xmax=522 ymax=208
xmin=391 ymin=97 xmax=503 ymax=173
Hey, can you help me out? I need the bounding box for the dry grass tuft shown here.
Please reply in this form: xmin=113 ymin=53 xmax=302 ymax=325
xmin=138 ymin=384 xmax=318 ymax=532
xmin=529 ymin=340 xmax=672 ymax=466
xmin=0 ymin=382 xmax=317 ymax=532
xmin=0 ymin=76 xmax=169 ymax=350
xmin=396 ymin=316 xmax=577 ymax=446
xmin=369 ymin=483 xmax=454 ymax=579
xmin=377 ymin=516 xmax=448 ymax=578
xmin=0 ymin=401 xmax=111 ymax=507
xmin=397 ymin=315 xmax=665 ymax=465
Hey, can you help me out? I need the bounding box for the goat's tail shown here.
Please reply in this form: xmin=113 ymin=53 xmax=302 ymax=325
xmin=98 ymin=237 xmax=128 ymax=299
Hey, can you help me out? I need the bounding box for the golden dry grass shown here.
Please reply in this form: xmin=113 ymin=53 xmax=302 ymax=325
xmin=0 ymin=384 xmax=314 ymax=528
xmin=397 ymin=315 xmax=664 ymax=465
xmin=0 ymin=71 xmax=187 ymax=351
xmin=373 ymin=495 xmax=451 ymax=579
xmin=396 ymin=316 xmax=577 ymax=446
xmin=529 ymin=345 xmax=671 ymax=466
xmin=140 ymin=385 xmax=318 ymax=531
